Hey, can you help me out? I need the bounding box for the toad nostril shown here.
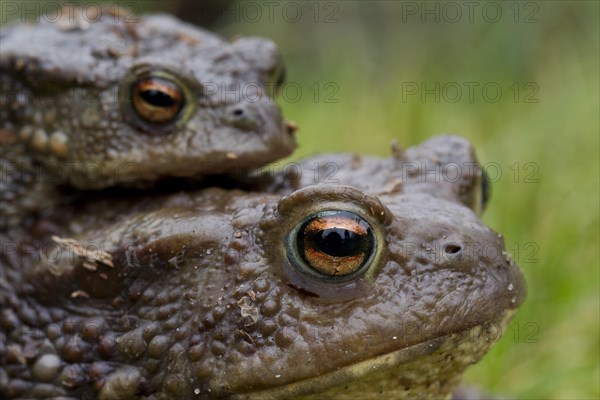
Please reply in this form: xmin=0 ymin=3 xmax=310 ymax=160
xmin=444 ymin=243 xmax=462 ymax=254
xmin=225 ymin=105 xmax=257 ymax=131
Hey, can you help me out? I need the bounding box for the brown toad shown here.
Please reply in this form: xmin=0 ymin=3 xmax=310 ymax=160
xmin=0 ymin=11 xmax=295 ymax=229
xmin=0 ymin=136 xmax=525 ymax=399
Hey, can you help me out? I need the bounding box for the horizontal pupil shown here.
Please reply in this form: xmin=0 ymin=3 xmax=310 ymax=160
xmin=140 ymin=89 xmax=177 ymax=108
xmin=309 ymin=227 xmax=365 ymax=258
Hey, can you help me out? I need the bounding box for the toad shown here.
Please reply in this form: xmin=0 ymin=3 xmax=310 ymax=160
xmin=0 ymin=11 xmax=295 ymax=229
xmin=0 ymin=136 xmax=525 ymax=399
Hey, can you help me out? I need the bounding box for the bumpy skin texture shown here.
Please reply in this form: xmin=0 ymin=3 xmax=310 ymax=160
xmin=0 ymin=12 xmax=295 ymax=228
xmin=0 ymin=136 xmax=526 ymax=399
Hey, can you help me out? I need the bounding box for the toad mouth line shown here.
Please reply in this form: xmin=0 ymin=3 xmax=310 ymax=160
xmin=240 ymin=311 xmax=515 ymax=399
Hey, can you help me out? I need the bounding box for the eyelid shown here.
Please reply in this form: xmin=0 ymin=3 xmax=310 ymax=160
xmin=277 ymin=186 xmax=391 ymax=225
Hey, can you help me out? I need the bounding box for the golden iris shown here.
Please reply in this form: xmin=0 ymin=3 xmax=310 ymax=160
xmin=296 ymin=211 xmax=374 ymax=277
xmin=131 ymin=77 xmax=184 ymax=124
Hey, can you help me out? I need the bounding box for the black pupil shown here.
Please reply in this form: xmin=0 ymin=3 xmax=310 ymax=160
xmin=140 ymin=89 xmax=176 ymax=108
xmin=310 ymin=227 xmax=364 ymax=257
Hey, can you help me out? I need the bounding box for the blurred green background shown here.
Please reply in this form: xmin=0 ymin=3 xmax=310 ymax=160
xmin=4 ymin=1 xmax=598 ymax=398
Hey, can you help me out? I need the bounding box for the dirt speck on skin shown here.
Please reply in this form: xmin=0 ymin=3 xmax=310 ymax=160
xmin=237 ymin=295 xmax=259 ymax=323
xmin=51 ymin=235 xmax=114 ymax=268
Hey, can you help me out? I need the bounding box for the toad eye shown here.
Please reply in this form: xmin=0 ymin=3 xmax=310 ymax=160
xmin=131 ymin=77 xmax=185 ymax=124
xmin=293 ymin=211 xmax=375 ymax=279
xmin=275 ymin=186 xmax=389 ymax=298
xmin=266 ymin=63 xmax=286 ymax=95
xmin=272 ymin=64 xmax=286 ymax=89
xmin=480 ymin=167 xmax=491 ymax=212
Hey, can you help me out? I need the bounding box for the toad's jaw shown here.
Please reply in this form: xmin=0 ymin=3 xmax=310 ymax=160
xmin=236 ymin=310 xmax=516 ymax=400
